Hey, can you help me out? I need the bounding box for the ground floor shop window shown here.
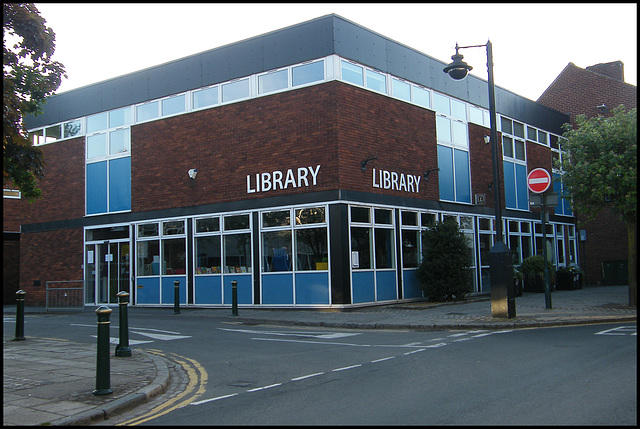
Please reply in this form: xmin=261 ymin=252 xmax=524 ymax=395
xmin=350 ymin=206 xmax=397 ymax=303
xmin=261 ymin=206 xmax=329 ymax=305
xmin=81 ymin=204 xmax=576 ymax=308
xmin=135 ymin=219 xmax=187 ymax=305
xmin=193 ymin=213 xmax=253 ymax=305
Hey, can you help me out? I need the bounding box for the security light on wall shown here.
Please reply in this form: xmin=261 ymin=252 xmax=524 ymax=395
xmin=423 ymin=167 xmax=439 ymax=181
xmin=484 ymin=135 xmax=491 ymax=144
xmin=188 ymin=169 xmax=198 ymax=179
xmin=360 ymin=155 xmax=378 ymax=171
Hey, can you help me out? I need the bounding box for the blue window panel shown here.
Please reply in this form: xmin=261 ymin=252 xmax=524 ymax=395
xmin=194 ymin=275 xmax=222 ymax=304
xmin=553 ymin=174 xmax=573 ymax=216
xmin=262 ymin=273 xmax=293 ymax=304
xmin=109 ymin=157 xmax=131 ymax=212
xmin=376 ymin=271 xmax=397 ymax=301
xmin=515 ymin=163 xmax=528 ymax=210
xmin=223 ymin=275 xmax=253 ymax=305
xmin=503 ymin=161 xmax=516 ymax=209
xmin=295 ymin=272 xmax=330 ymax=305
xmin=136 ymin=277 xmax=160 ymax=304
xmin=161 ymin=276 xmax=187 ymax=305
xmin=437 ymin=145 xmax=455 ymax=201
xmin=454 ymin=149 xmax=471 ymax=203
xmin=402 ymin=269 xmax=422 ymax=299
xmin=86 ymin=161 xmax=107 ymax=214
xmin=553 ymin=176 xmax=564 ymax=215
xmin=352 ymin=271 xmax=375 ymax=303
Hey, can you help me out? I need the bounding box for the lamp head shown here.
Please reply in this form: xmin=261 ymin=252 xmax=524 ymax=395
xmin=443 ymin=44 xmax=473 ymax=80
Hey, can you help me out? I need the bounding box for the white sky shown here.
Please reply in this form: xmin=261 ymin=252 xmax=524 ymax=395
xmin=34 ymin=3 xmax=637 ymax=102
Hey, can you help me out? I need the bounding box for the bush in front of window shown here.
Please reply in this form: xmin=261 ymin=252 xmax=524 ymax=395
xmin=417 ymin=218 xmax=472 ymax=302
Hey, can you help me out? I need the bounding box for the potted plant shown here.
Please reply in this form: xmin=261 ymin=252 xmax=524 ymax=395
xmin=519 ymin=255 xmax=555 ymax=293
xmin=556 ymin=264 xmax=583 ymax=290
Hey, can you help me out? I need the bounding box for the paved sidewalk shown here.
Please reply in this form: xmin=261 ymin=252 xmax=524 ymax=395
xmin=3 ymin=338 xmax=170 ymax=426
xmin=3 ymin=285 xmax=636 ymax=426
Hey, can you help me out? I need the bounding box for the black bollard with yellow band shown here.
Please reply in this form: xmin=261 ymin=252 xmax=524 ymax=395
xmin=93 ymin=306 xmax=113 ymax=395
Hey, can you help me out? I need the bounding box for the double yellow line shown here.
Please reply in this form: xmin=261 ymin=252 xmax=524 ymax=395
xmin=118 ymin=350 xmax=208 ymax=426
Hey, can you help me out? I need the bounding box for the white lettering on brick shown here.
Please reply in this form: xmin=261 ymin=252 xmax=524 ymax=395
xmin=246 ymin=165 xmax=321 ymax=194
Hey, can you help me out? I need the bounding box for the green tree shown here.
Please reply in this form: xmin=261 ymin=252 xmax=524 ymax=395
xmin=3 ymin=3 xmax=66 ymax=200
xmin=417 ymin=218 xmax=472 ymax=302
xmin=557 ymin=105 xmax=637 ymax=306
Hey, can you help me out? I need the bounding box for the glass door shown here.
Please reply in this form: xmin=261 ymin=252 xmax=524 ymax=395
xmin=86 ymin=240 xmax=130 ymax=305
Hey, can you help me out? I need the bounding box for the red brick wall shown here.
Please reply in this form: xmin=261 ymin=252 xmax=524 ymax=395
xmin=468 ymin=123 xmax=504 ymax=210
xmin=20 ymin=228 xmax=84 ymax=306
xmin=3 ymin=198 xmax=23 ymax=232
xmin=6 ymin=137 xmax=85 ymax=306
xmin=130 ymin=81 xmax=440 ymax=211
xmin=538 ymin=63 xmax=636 ymax=126
xmin=334 ymin=84 xmax=437 ymax=198
xmin=19 ymin=137 xmax=86 ymax=225
xmin=131 ymin=83 xmax=341 ymax=211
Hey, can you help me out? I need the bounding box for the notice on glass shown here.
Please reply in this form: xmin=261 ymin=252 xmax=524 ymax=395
xmin=351 ymin=251 xmax=359 ymax=268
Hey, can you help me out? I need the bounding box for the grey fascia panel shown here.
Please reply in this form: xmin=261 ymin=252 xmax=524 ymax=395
xmin=333 ymin=18 xmax=388 ymax=72
xmin=147 ymin=56 xmax=203 ymax=100
xmin=24 ymin=13 xmax=567 ymax=133
xmin=25 ymin=14 xmax=338 ymax=129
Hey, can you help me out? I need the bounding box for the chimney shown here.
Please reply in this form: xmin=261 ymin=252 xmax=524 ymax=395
xmin=585 ymin=61 xmax=625 ymax=82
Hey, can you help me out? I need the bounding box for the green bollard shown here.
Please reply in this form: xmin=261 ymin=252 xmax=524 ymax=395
xmin=174 ymin=281 xmax=180 ymax=314
xmin=115 ymin=291 xmax=131 ymax=357
xmin=14 ymin=290 xmax=26 ymax=341
xmin=93 ymin=306 xmax=113 ymax=396
xmin=231 ymin=280 xmax=238 ymax=316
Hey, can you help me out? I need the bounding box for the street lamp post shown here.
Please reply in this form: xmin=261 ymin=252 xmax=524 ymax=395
xmin=444 ymin=41 xmax=515 ymax=318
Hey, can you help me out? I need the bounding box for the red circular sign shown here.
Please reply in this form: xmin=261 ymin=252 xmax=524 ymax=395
xmin=527 ymin=168 xmax=551 ymax=193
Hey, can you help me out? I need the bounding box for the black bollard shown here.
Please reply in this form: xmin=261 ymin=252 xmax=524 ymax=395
xmin=14 ymin=290 xmax=26 ymax=341
xmin=93 ymin=306 xmax=113 ymax=396
xmin=173 ymin=281 xmax=180 ymax=314
xmin=231 ymin=280 xmax=238 ymax=316
xmin=115 ymin=291 xmax=131 ymax=357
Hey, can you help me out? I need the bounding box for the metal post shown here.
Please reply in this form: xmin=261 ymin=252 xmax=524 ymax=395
xmin=542 ymin=194 xmax=552 ymax=309
xmin=93 ymin=306 xmax=113 ymax=395
xmin=231 ymin=280 xmax=238 ymax=316
xmin=485 ymin=41 xmax=515 ymax=318
xmin=115 ymin=291 xmax=131 ymax=357
xmin=173 ymin=280 xmax=180 ymax=314
xmin=14 ymin=290 xmax=26 ymax=341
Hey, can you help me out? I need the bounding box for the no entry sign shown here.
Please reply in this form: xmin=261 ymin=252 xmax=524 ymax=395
xmin=527 ymin=168 xmax=551 ymax=194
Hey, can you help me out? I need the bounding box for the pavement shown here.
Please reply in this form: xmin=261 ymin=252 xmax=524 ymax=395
xmin=3 ymin=285 xmax=636 ymax=426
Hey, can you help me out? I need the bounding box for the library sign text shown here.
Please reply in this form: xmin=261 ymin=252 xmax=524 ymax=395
xmin=247 ymin=165 xmax=321 ymax=193
xmin=372 ymin=168 xmax=421 ymax=193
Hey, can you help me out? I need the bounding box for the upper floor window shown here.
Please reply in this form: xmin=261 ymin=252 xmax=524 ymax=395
xmin=193 ymin=85 xmax=219 ymax=109
xmin=341 ymin=60 xmax=364 ymax=86
xmin=259 ymin=69 xmax=288 ymax=94
xmin=222 ymin=78 xmax=250 ymax=103
xmin=292 ymin=60 xmax=324 ymax=87
xmin=161 ymin=94 xmax=186 ymax=117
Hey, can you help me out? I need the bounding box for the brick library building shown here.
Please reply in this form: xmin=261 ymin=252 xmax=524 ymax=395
xmin=4 ymin=14 xmax=635 ymax=308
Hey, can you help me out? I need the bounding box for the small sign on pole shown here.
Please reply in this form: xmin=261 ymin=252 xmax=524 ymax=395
xmin=527 ymin=168 xmax=551 ymax=194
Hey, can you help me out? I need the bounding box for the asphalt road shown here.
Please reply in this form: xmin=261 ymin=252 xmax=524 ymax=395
xmin=6 ymin=311 xmax=636 ymax=425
